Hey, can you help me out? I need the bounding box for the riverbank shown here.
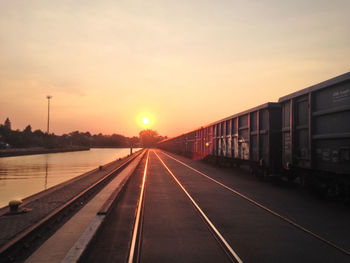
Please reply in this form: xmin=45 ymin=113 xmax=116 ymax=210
xmin=0 ymin=146 xmax=90 ymax=158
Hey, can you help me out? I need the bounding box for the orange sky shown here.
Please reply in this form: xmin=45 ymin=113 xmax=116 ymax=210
xmin=1 ymin=1 xmax=349 ymax=137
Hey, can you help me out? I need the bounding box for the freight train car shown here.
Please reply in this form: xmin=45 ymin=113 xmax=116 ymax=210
xmin=160 ymin=126 xmax=215 ymax=160
xmin=208 ymin=103 xmax=282 ymax=176
xmin=159 ymin=133 xmax=185 ymax=155
xmin=279 ymin=72 xmax=350 ymax=192
xmin=159 ymin=103 xmax=282 ymax=176
xmin=158 ymin=72 xmax=350 ymax=195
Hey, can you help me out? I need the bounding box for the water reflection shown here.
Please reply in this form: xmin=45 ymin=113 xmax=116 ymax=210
xmin=0 ymin=148 xmax=139 ymax=208
xmin=45 ymin=154 xmax=49 ymax=190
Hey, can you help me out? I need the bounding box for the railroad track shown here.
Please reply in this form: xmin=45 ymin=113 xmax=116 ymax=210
xmin=78 ymin=149 xmax=349 ymax=262
xmin=158 ymin=150 xmax=350 ymax=257
xmin=126 ymin=149 xmax=349 ymax=262
xmin=128 ymin=150 xmax=242 ymax=263
xmin=0 ymin=150 xmax=143 ymax=263
xmin=128 ymin=150 xmax=149 ymax=263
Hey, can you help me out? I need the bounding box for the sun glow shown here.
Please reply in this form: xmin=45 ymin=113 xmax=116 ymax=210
xmin=137 ymin=112 xmax=154 ymax=128
xmin=142 ymin=117 xmax=150 ymax=125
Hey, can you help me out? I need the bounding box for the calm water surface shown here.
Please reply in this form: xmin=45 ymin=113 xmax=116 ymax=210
xmin=0 ymin=148 xmax=140 ymax=208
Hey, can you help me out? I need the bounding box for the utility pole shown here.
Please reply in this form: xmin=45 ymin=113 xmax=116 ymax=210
xmin=46 ymin=95 xmax=52 ymax=134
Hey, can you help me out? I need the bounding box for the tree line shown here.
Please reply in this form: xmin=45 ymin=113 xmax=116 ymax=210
xmin=0 ymin=118 xmax=166 ymax=149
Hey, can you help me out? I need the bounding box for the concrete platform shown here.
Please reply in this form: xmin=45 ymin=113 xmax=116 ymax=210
xmin=25 ymin=151 xmax=145 ymax=263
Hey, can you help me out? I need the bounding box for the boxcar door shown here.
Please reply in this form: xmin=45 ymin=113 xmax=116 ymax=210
xmin=282 ymin=101 xmax=292 ymax=168
xmin=295 ymin=95 xmax=311 ymax=168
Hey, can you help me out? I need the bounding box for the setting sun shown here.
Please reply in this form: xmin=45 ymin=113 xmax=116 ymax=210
xmin=142 ymin=117 xmax=150 ymax=125
xmin=137 ymin=112 xmax=154 ymax=129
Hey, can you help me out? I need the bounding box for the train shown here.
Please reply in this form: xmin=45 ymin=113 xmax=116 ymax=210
xmin=158 ymin=72 xmax=350 ymax=198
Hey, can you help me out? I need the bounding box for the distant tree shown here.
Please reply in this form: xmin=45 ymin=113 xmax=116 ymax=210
xmin=24 ymin=125 xmax=32 ymax=133
xmin=139 ymin=129 xmax=163 ymax=147
xmin=69 ymin=131 xmax=90 ymax=146
xmin=110 ymin=134 xmax=126 ymax=146
xmin=4 ymin=118 xmax=11 ymax=130
xmin=129 ymin=136 xmax=139 ymax=147
xmin=33 ymin=129 xmax=45 ymax=137
xmin=0 ymin=116 xmax=140 ymax=149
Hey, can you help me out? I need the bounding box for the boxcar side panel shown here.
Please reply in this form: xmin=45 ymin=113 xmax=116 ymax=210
xmin=250 ymin=111 xmax=259 ymax=162
xmin=312 ymin=80 xmax=350 ymax=174
xmin=239 ymin=114 xmax=250 ymax=160
xmin=269 ymin=106 xmax=282 ymax=173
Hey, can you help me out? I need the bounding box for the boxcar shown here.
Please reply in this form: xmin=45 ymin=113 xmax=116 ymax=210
xmin=158 ymin=72 xmax=350 ymax=195
xmin=159 ymin=133 xmax=185 ymax=155
xmin=159 ymin=103 xmax=282 ymax=174
xmin=207 ymin=103 xmax=282 ymax=174
xmin=278 ymin=72 xmax=350 ymax=185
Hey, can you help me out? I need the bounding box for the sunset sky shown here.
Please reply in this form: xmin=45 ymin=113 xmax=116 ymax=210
xmin=1 ymin=0 xmax=349 ymax=137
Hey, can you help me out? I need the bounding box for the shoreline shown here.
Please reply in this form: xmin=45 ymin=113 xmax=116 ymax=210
xmin=0 ymin=146 xmax=90 ymax=158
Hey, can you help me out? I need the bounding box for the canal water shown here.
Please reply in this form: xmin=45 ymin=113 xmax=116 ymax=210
xmin=0 ymin=148 xmax=140 ymax=208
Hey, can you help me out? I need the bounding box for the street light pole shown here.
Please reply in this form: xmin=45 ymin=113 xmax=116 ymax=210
xmin=46 ymin=95 xmax=52 ymax=134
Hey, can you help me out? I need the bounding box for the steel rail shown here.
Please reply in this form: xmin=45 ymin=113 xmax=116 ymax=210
xmin=0 ymin=150 xmax=144 ymax=261
xmin=160 ymin=150 xmax=350 ymax=256
xmin=128 ymin=150 xmax=149 ymax=263
xmin=154 ymin=150 xmax=243 ymax=263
